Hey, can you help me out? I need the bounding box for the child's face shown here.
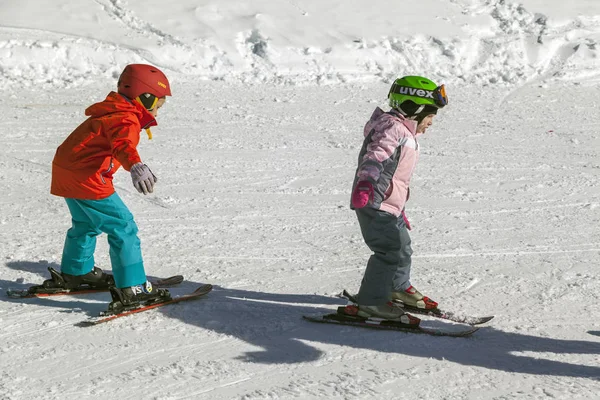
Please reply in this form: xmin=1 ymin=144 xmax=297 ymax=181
xmin=416 ymin=114 xmax=435 ymax=134
xmin=149 ymin=98 xmax=166 ymax=118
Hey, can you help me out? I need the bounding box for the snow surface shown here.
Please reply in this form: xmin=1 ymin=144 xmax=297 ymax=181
xmin=1 ymin=0 xmax=600 ymax=399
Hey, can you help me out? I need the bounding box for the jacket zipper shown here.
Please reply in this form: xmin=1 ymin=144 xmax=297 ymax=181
xmin=100 ymin=159 xmax=114 ymax=184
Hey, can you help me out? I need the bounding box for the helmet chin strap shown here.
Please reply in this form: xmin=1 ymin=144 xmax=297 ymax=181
xmin=141 ymin=119 xmax=155 ymax=140
xmin=136 ymin=96 xmax=157 ymax=140
xmin=398 ymin=104 xmax=425 ymax=117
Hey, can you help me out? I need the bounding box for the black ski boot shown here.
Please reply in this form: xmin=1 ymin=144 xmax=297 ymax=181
xmin=42 ymin=267 xmax=115 ymax=290
xmin=108 ymin=281 xmax=171 ymax=313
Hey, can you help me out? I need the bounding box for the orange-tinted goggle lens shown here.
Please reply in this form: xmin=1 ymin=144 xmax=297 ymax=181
xmin=434 ymin=85 xmax=448 ymax=107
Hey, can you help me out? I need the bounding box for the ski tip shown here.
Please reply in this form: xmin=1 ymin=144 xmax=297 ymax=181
xmin=6 ymin=289 xmax=30 ymax=298
xmin=477 ymin=316 xmax=495 ymax=324
xmin=152 ymin=275 xmax=185 ymax=287
xmin=193 ymin=284 xmax=213 ymax=294
xmin=338 ymin=289 xmax=357 ymax=304
xmin=302 ymin=315 xmax=325 ymax=323
xmin=74 ymin=320 xmax=98 ymax=328
xmin=422 ymin=326 xmax=480 ymax=337
xmin=454 ymin=326 xmax=480 ymax=337
xmin=464 ymin=315 xmax=494 ymax=325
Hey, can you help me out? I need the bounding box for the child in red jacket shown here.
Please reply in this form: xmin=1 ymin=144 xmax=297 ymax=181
xmin=44 ymin=64 xmax=172 ymax=312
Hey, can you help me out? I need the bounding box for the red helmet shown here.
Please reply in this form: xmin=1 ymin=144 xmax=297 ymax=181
xmin=117 ymin=64 xmax=172 ymax=100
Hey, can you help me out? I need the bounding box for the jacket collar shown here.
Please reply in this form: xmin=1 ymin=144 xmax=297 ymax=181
xmin=86 ymin=92 xmax=157 ymax=129
xmin=386 ymin=108 xmax=418 ymax=134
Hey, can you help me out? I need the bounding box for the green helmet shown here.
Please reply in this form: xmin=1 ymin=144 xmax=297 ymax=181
xmin=388 ymin=76 xmax=448 ymax=114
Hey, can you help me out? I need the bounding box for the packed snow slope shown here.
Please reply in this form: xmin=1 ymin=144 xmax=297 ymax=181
xmin=1 ymin=1 xmax=600 ymax=399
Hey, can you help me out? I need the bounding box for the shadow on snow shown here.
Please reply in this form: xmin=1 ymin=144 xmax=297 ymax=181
xmin=166 ymin=283 xmax=600 ymax=380
xmin=3 ymin=260 xmax=600 ymax=379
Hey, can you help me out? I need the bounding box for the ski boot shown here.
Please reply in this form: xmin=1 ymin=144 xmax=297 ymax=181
xmin=338 ymin=301 xmax=420 ymax=327
xmin=42 ymin=266 xmax=115 ymax=290
xmin=108 ymin=281 xmax=172 ymax=313
xmin=391 ymin=285 xmax=438 ymax=310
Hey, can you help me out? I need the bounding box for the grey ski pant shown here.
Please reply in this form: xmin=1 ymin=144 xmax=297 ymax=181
xmin=355 ymin=207 xmax=413 ymax=306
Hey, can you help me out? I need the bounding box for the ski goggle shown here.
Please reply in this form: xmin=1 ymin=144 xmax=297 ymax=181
xmin=136 ymin=94 xmax=159 ymax=111
xmin=389 ymin=84 xmax=448 ymax=108
xmin=433 ymin=84 xmax=448 ymax=108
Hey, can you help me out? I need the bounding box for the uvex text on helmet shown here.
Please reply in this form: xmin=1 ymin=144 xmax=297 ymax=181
xmin=388 ymin=76 xmax=448 ymax=112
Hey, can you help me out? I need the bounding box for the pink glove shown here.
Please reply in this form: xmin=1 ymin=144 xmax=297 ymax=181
xmin=401 ymin=210 xmax=412 ymax=230
xmin=352 ymin=181 xmax=374 ymax=208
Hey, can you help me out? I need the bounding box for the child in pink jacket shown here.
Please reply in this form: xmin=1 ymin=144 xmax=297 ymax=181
xmin=344 ymin=75 xmax=448 ymax=325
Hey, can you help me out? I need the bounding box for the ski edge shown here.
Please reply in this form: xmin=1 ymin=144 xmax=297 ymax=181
xmin=395 ymin=302 xmax=495 ymax=325
xmin=303 ymin=314 xmax=479 ymax=337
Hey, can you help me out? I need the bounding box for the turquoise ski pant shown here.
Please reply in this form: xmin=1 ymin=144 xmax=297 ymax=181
xmin=61 ymin=193 xmax=147 ymax=288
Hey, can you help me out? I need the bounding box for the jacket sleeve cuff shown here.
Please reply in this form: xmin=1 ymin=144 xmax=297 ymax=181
xmin=120 ymin=155 xmax=142 ymax=172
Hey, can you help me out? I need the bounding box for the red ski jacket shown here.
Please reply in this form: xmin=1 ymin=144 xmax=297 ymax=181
xmin=51 ymin=92 xmax=156 ymax=199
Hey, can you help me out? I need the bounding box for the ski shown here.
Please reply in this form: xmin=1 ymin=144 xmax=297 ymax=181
xmin=339 ymin=289 xmax=494 ymax=326
xmin=6 ymin=275 xmax=184 ymax=299
xmin=393 ymin=302 xmax=494 ymax=325
xmin=303 ymin=312 xmax=479 ymax=337
xmin=76 ymin=284 xmax=213 ymax=326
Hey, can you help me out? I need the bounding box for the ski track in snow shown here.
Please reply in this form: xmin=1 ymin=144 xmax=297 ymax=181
xmin=1 ymin=0 xmax=600 ymax=398
xmin=1 ymin=79 xmax=599 ymax=399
